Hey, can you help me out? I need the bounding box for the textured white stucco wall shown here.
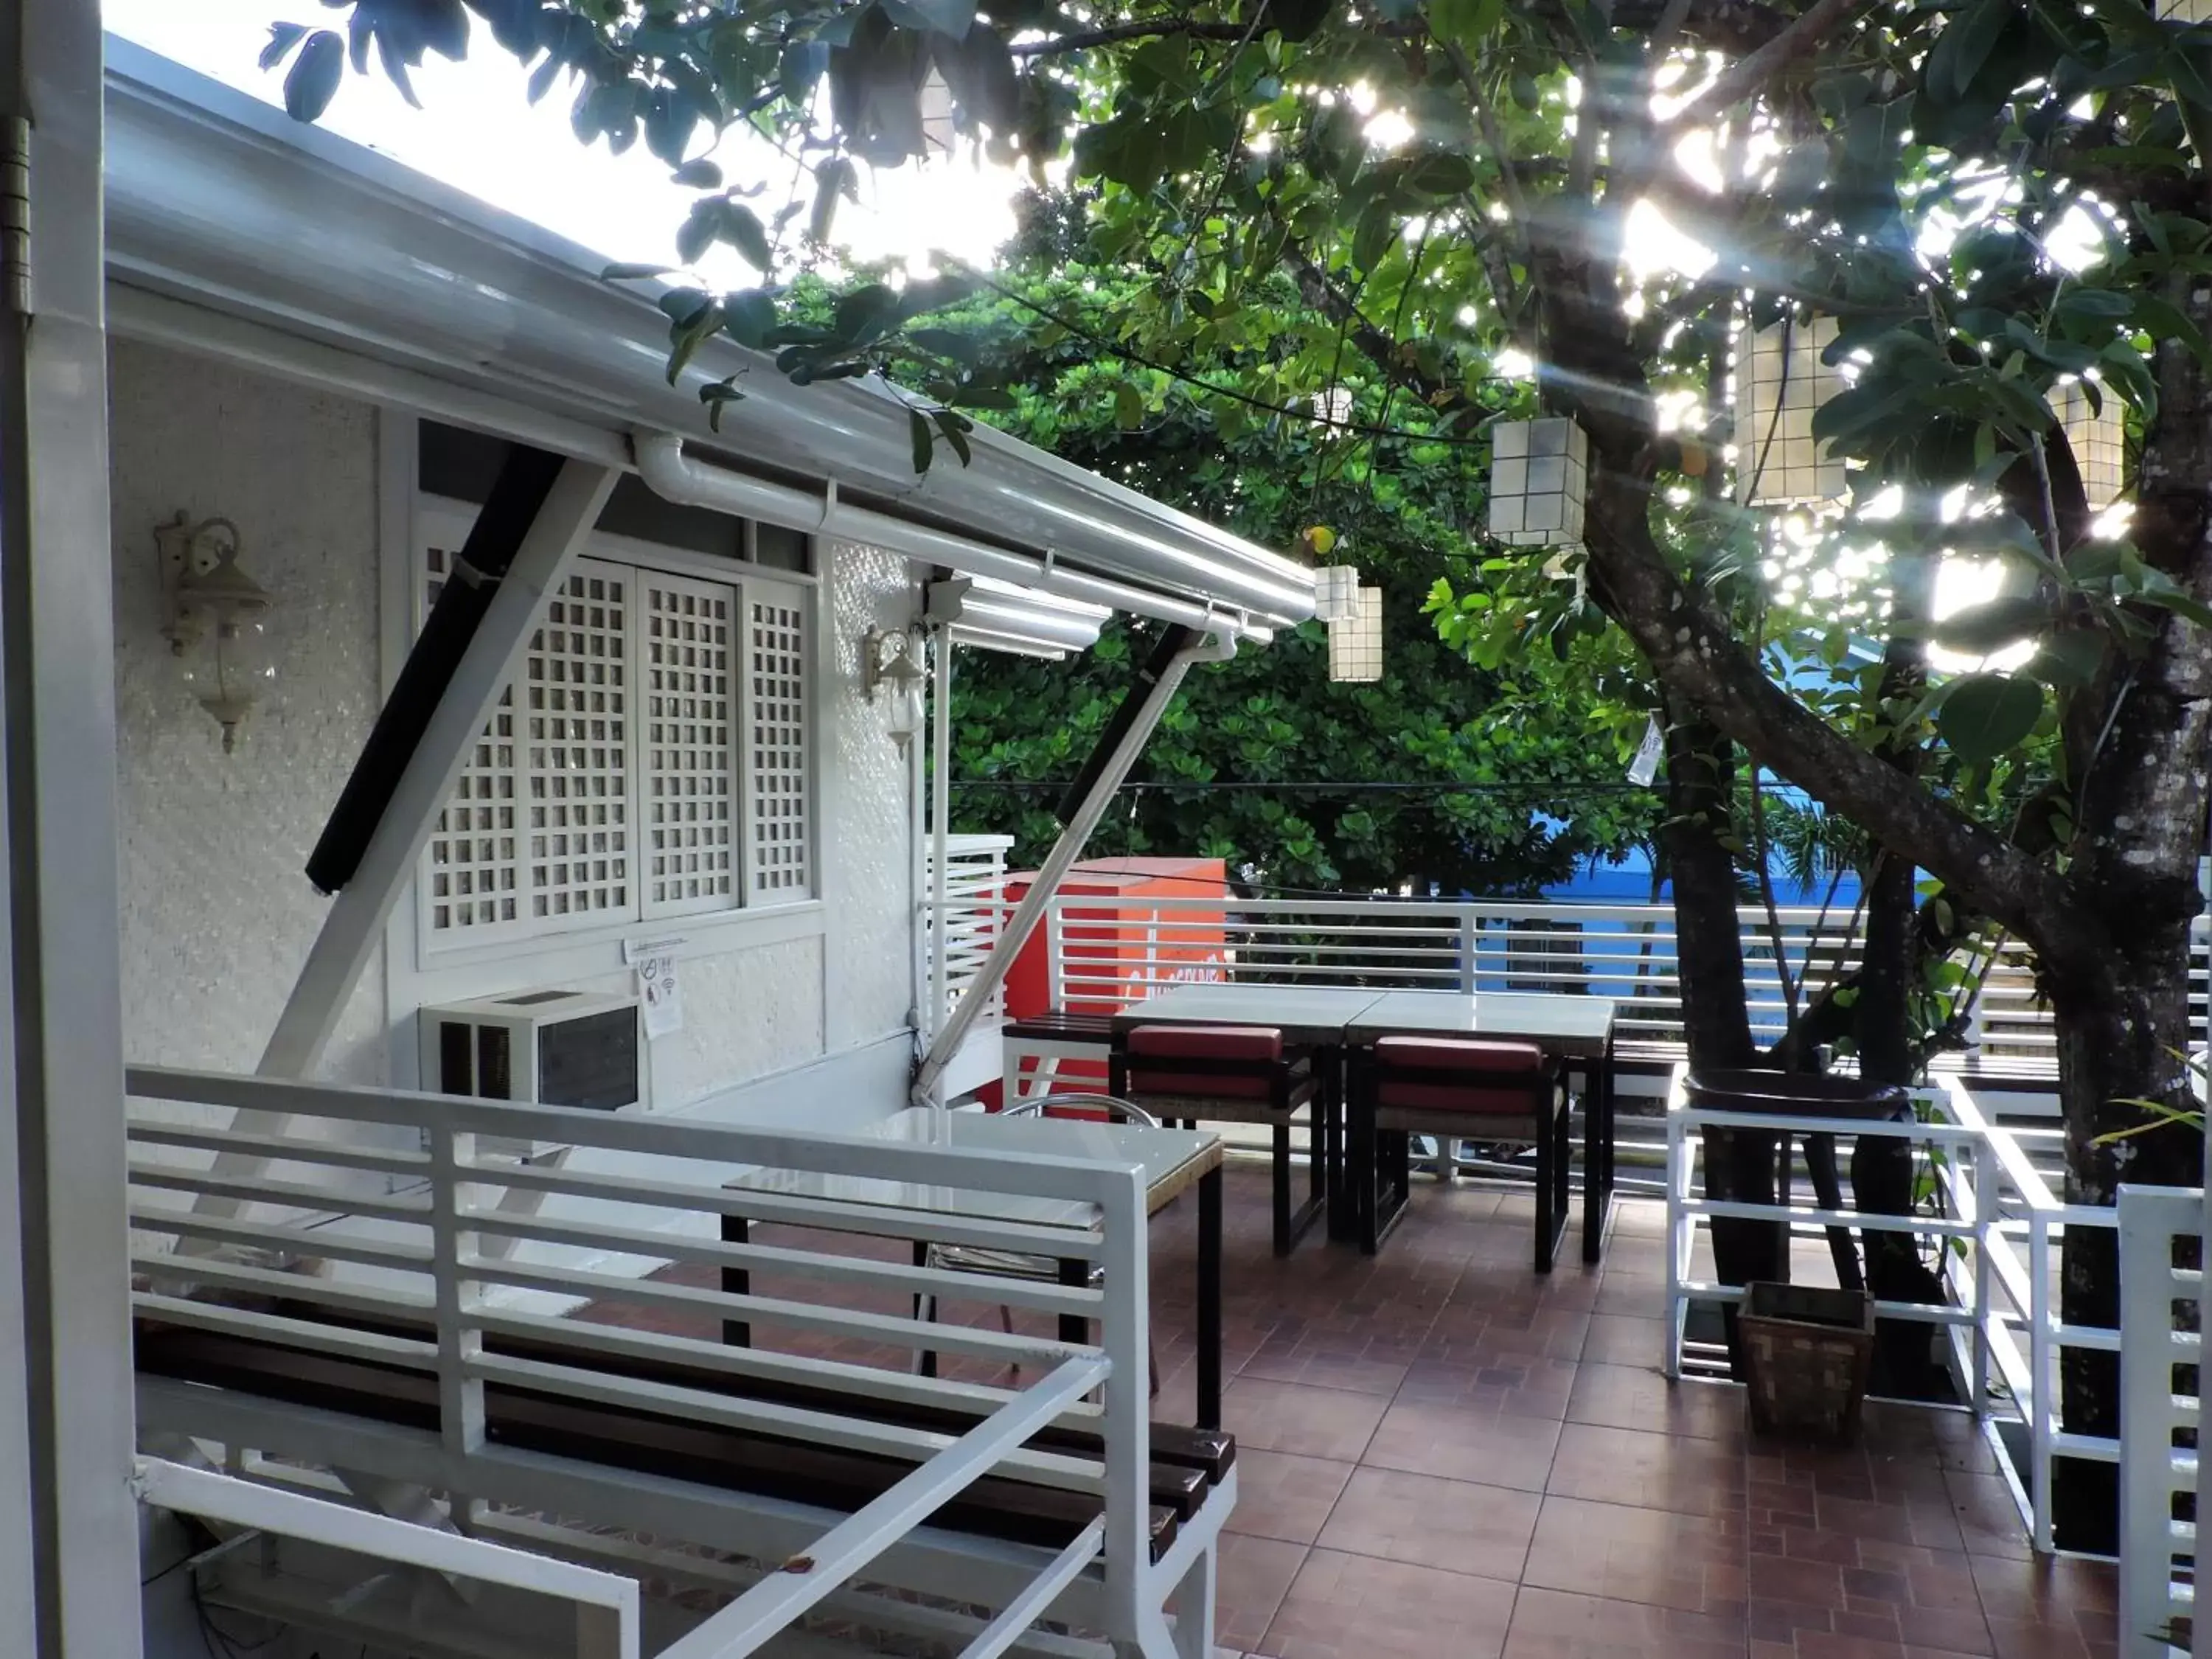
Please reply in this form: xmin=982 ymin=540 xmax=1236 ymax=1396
xmin=108 ymin=338 xmax=390 ymax=1086
xmin=822 ymin=539 xmax=923 ymax=1054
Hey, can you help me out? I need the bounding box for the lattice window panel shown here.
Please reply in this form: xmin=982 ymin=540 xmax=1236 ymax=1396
xmin=641 ymin=573 xmax=737 ymax=917
xmin=745 ymin=583 xmax=813 ymax=899
xmin=526 ymin=565 xmax=633 ymax=923
xmin=423 ymin=541 xmax=522 ymax=933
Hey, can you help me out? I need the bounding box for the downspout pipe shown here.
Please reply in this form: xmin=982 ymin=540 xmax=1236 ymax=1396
xmin=633 ymin=433 xmax=1276 ymax=641
xmin=909 ymin=623 xmax=1237 ymax=1110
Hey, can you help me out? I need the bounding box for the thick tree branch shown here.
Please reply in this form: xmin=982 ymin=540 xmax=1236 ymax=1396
xmin=1010 ymin=19 xmax=1276 ymax=55
xmin=1576 ymin=480 xmax=2082 ymax=956
xmin=1663 ymin=0 xmax=1872 ymax=123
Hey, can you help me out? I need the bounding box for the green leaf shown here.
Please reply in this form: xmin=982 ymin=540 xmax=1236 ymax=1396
xmin=722 ymin=288 xmax=779 ymax=349
xmin=932 ymin=407 xmax=975 ymax=465
xmin=260 ymin=21 xmax=310 ymax=71
xmin=602 ymin=261 xmax=674 ymax=282
xmin=1935 ymin=672 xmax=2044 ymax=762
xmin=723 ymin=202 xmax=775 ymax=271
xmin=2023 ymin=630 xmax=2107 ymax=688
xmin=671 ymin=158 xmax=724 ymax=189
xmin=283 ymin=29 xmax=346 ymax=122
xmin=1114 ymin=383 xmax=1146 ymax=429
xmin=908 ymin=408 xmax=935 ymax=473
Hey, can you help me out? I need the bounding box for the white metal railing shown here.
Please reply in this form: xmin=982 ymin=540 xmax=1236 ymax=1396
xmin=124 ymin=1065 xmax=1157 ymax=1655
xmin=1664 ymin=1068 xmax=2122 ymax=1557
xmin=923 ymin=833 xmax=1015 ymax=1040
xmin=912 ymin=890 xmax=2212 ymax=1093
xmin=133 ymin=1455 xmax=644 ymax=1659
xmin=2118 ymin=1183 xmax=2202 ymax=1659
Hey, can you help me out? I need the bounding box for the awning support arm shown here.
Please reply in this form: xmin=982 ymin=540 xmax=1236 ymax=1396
xmin=179 ymin=456 xmax=616 ymax=1231
xmin=910 ymin=624 xmax=1236 ymax=1107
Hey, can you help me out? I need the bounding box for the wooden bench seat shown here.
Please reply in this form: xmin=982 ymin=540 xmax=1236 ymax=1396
xmin=134 ymin=1314 xmax=1222 ymax=1562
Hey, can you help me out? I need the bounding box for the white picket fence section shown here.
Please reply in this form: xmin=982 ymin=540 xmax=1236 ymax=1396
xmin=2118 ymin=1184 xmax=2202 ymax=1659
xmin=123 ymin=1064 xmax=1171 ymax=1658
xmin=922 ymin=832 xmax=1015 ymax=1040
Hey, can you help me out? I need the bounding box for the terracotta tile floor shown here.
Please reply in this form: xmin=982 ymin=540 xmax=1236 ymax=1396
xmin=1142 ymin=1166 xmax=2118 ymax=1659
xmin=579 ymin=1161 xmax=2119 ymax=1659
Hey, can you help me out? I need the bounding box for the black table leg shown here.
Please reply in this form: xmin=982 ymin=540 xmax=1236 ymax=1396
xmin=917 ymin=1239 xmax=939 ymax=1378
xmin=1324 ymin=1045 xmax=1353 ymax=1242
xmin=720 ymin=1212 xmax=750 ymax=1347
xmin=1197 ymin=1164 xmax=1222 ymax=1430
xmin=1582 ymin=1037 xmax=1615 ymax=1264
xmin=1059 ymin=1256 xmax=1090 ymax=1349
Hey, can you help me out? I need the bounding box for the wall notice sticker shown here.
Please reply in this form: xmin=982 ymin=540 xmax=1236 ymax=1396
xmin=637 ymin=954 xmax=684 ymax=1039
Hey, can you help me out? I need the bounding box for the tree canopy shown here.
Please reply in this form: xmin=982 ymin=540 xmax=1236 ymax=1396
xmin=841 ymin=257 xmax=1663 ymax=891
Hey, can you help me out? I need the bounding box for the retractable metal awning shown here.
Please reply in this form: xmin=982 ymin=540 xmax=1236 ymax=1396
xmin=98 ymin=38 xmax=1320 ymax=641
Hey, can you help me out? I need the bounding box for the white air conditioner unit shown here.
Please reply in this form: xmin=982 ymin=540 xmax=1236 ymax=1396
xmin=419 ymin=989 xmax=642 ymax=1158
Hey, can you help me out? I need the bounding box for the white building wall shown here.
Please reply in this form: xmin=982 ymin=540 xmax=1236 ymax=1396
xmin=108 ymin=337 xmax=390 ymax=1087
xmin=108 ymin=338 xmax=920 ymax=1126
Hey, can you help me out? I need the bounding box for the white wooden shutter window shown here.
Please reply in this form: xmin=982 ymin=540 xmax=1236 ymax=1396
xmin=526 ymin=564 xmax=633 ymax=924
xmin=641 ymin=571 xmax=737 ymax=918
xmin=423 ymin=542 xmax=521 ymax=932
xmin=744 ymin=578 xmax=813 ymax=900
xmin=415 ymin=499 xmax=810 ymax=949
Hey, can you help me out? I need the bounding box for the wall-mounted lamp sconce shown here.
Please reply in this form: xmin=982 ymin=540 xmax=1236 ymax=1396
xmin=863 ymin=625 xmax=927 ymax=751
xmin=156 ymin=512 xmax=276 ymax=754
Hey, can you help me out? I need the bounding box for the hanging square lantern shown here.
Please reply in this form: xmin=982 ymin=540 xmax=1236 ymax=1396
xmin=2052 ymin=378 xmax=2127 ymax=511
xmin=1313 ymin=565 xmax=1362 ymax=623
xmin=1734 ymin=316 xmax=1848 ymax=507
xmin=1487 ymin=417 xmax=1588 ymax=548
xmin=1328 ymin=586 xmax=1383 ymax=682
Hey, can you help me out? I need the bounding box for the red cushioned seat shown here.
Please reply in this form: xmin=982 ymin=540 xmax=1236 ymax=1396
xmin=1375 ymin=1079 xmax=1539 ymax=1113
xmin=1372 ymin=1036 xmax=1543 ymax=1074
xmin=1127 ymin=1026 xmax=1284 ymax=1062
xmin=1124 ymin=1026 xmax=1286 ymax=1099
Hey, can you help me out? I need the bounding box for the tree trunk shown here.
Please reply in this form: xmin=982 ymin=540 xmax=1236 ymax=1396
xmin=1663 ymin=700 xmax=1755 ymax=1071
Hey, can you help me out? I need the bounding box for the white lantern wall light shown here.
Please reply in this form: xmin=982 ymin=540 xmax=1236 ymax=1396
xmin=2052 ymin=378 xmax=2128 ymax=512
xmin=1327 ymin=586 xmax=1384 ymax=683
xmin=155 ymin=512 xmax=276 ymax=754
xmin=1733 ymin=315 xmax=1848 ymax=507
xmin=1487 ymin=417 xmax=1590 ymax=548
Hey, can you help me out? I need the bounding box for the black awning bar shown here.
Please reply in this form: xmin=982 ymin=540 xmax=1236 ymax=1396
xmin=305 ymin=443 xmax=566 ymax=896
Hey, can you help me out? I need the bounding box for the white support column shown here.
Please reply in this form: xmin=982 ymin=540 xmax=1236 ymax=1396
xmin=931 ymin=631 xmax=953 ymax=1037
xmin=0 ymin=1 xmax=145 ymax=1650
xmin=910 ymin=630 xmax=1233 ymax=1107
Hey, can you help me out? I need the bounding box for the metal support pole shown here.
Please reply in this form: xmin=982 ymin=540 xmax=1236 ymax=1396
xmin=910 ymin=627 xmax=1234 ymax=1108
xmin=931 ymin=630 xmax=952 ymax=1039
xmin=0 ymin=2 xmax=145 ymax=1649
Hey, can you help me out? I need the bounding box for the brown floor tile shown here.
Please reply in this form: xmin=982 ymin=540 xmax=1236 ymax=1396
xmin=1222 ymin=1377 xmax=1388 ymax=1462
xmin=1395 ymin=1354 xmax=1580 ymax=1419
xmin=1213 ymin=1532 xmax=1307 ymax=1653
xmin=1314 ymin=1467 xmax=1543 ymax=1582
xmin=1521 ymin=1495 xmax=1747 ymax=1614
xmin=1548 ymin=1422 xmax=1745 ymax=1517
xmin=1255 ymin=1547 xmax=1519 ymax=1658
xmin=1582 ymin=1313 xmax=1669 ymax=1367
xmin=1566 ymin=1362 xmax=1746 ymax=1441
xmin=1502 ymin=1585 xmax=1748 ymax=1658
xmin=1945 ymin=1471 xmax=2033 ymax=1561
xmin=1225 ymin=1449 xmax=1355 ymax=1545
xmin=1237 ymin=1346 xmax=1411 ymax=1397
xmin=1364 ymin=1398 xmax=1564 ymax=1492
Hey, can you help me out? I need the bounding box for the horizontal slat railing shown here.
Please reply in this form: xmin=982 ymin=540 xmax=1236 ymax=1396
xmin=1665 ymin=1070 xmax=2125 ymax=1562
xmin=125 ymin=1063 xmax=1159 ymax=1654
xmin=981 ymin=894 xmax=2212 ymax=1091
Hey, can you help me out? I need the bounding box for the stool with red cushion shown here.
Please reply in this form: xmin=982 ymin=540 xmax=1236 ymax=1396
xmin=1352 ymin=1035 xmax=1572 ymax=1270
xmin=1110 ymin=1024 xmax=1325 ymax=1256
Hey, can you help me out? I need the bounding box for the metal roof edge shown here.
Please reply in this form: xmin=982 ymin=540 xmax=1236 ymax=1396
xmin=100 ymin=38 xmax=1316 ymax=626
